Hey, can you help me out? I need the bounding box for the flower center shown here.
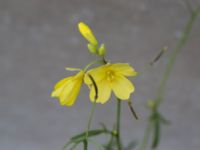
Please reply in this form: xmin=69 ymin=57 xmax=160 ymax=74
xmin=106 ymin=70 xmax=115 ymax=82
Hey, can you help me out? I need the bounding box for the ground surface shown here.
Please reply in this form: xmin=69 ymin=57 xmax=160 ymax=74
xmin=0 ymin=0 xmax=200 ymax=150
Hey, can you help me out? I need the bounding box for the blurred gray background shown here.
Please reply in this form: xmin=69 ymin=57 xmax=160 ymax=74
xmin=0 ymin=0 xmax=200 ymax=150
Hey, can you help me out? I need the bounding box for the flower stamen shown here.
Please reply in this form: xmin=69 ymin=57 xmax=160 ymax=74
xmin=106 ymin=70 xmax=115 ymax=82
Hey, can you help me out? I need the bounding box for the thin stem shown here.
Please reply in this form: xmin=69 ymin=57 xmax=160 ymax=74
xmin=86 ymin=102 xmax=97 ymax=139
xmin=139 ymin=5 xmax=200 ymax=150
xmin=85 ymin=74 xmax=98 ymax=149
xmin=84 ymin=56 xmax=107 ymax=72
xmin=84 ymin=105 xmax=96 ymax=150
xmin=155 ymin=6 xmax=200 ymax=106
xmin=83 ymin=57 xmax=106 ymax=150
xmin=83 ymin=140 xmax=87 ymax=150
xmin=139 ymin=122 xmax=152 ymax=150
xmin=84 ymin=59 xmax=105 ymax=72
xmin=139 ymin=6 xmax=200 ymax=150
xmin=116 ymin=98 xmax=122 ymax=150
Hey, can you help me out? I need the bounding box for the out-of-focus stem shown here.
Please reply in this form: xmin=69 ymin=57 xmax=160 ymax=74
xmin=140 ymin=5 xmax=200 ymax=150
xmin=155 ymin=6 xmax=200 ymax=106
xmin=84 ymin=140 xmax=87 ymax=150
xmin=138 ymin=122 xmax=152 ymax=150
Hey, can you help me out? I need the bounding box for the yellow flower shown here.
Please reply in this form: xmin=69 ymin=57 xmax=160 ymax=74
xmin=78 ymin=22 xmax=98 ymax=46
xmin=51 ymin=71 xmax=84 ymax=106
xmin=84 ymin=63 xmax=137 ymax=104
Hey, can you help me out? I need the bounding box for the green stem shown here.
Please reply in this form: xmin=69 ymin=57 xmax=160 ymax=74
xmin=139 ymin=5 xmax=200 ymax=150
xmin=86 ymin=102 xmax=97 ymax=140
xmin=155 ymin=6 xmax=200 ymax=106
xmin=84 ymin=59 xmax=105 ymax=72
xmin=84 ymin=74 xmax=99 ymax=150
xmin=84 ymin=140 xmax=87 ymax=150
xmin=83 ymin=57 xmax=107 ymax=150
xmin=84 ymin=97 xmax=96 ymax=150
xmin=116 ymin=98 xmax=122 ymax=150
xmin=139 ymin=122 xmax=152 ymax=150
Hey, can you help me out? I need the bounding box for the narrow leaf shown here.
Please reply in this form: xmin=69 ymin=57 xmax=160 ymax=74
xmin=71 ymin=130 xmax=104 ymax=142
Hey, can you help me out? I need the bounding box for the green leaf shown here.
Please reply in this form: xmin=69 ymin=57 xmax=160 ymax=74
xmin=70 ymin=129 xmax=108 ymax=143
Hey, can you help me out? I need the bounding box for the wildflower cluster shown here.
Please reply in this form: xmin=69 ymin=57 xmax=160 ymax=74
xmin=51 ymin=22 xmax=137 ymax=106
xmin=49 ymin=5 xmax=200 ymax=150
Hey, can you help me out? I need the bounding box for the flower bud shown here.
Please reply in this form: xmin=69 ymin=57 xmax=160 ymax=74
xmin=78 ymin=22 xmax=98 ymax=46
xmin=147 ymin=100 xmax=156 ymax=109
xmin=98 ymin=44 xmax=106 ymax=56
xmin=87 ymin=43 xmax=97 ymax=54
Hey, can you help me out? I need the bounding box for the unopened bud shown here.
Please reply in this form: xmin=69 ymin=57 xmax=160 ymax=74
xmin=98 ymin=44 xmax=106 ymax=56
xmin=147 ymin=100 xmax=156 ymax=109
xmin=78 ymin=22 xmax=98 ymax=46
xmin=87 ymin=44 xmax=97 ymax=54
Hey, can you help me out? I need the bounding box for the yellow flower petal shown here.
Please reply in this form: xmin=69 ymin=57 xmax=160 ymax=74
xmin=51 ymin=71 xmax=84 ymax=106
xmin=89 ymin=80 xmax=111 ymax=104
xmin=84 ymin=66 xmax=107 ymax=84
xmin=78 ymin=22 xmax=98 ymax=46
xmin=111 ymin=75 xmax=135 ymax=100
xmin=53 ymin=77 xmax=72 ymax=90
xmin=110 ymin=63 xmax=138 ymax=77
xmin=51 ymin=87 xmax=63 ymax=98
xmin=85 ymin=63 xmax=137 ymax=103
xmin=60 ymin=78 xmax=82 ymax=106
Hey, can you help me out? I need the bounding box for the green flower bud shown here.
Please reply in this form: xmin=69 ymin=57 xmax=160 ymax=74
xmin=87 ymin=43 xmax=97 ymax=54
xmin=98 ymin=44 xmax=106 ymax=56
xmin=147 ymin=100 xmax=156 ymax=109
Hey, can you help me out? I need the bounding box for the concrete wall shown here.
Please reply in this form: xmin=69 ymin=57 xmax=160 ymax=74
xmin=0 ymin=0 xmax=200 ymax=149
